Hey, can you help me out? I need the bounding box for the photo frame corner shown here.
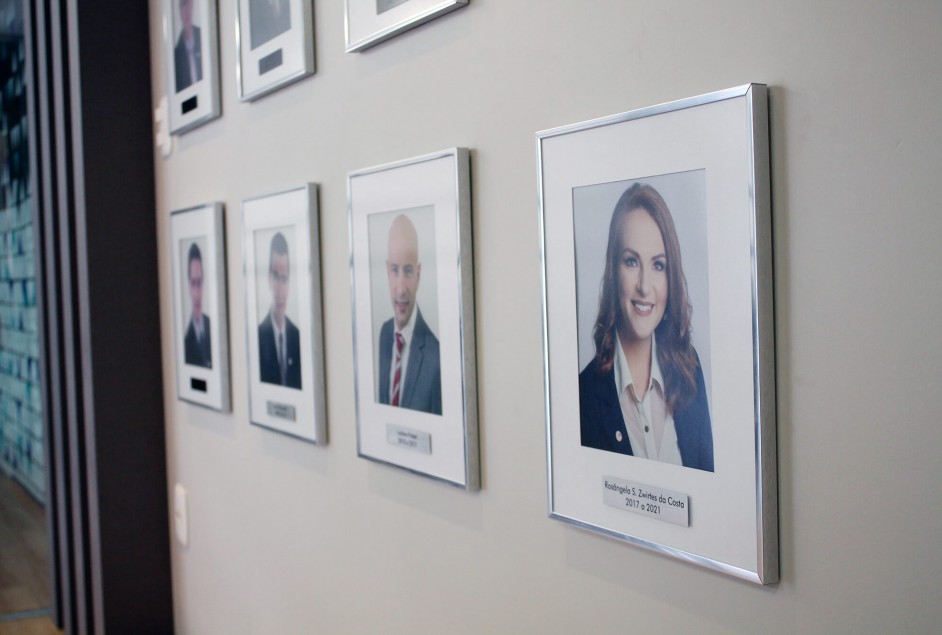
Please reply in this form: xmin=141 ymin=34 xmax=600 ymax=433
xmin=344 ymin=0 xmax=470 ymax=54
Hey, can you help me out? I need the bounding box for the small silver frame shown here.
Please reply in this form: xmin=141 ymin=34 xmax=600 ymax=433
xmin=236 ymin=0 xmax=315 ymax=101
xmin=344 ymin=0 xmax=469 ymax=53
xmin=538 ymin=84 xmax=777 ymax=583
xmin=169 ymin=203 xmax=230 ymax=411
xmin=242 ymin=184 xmax=327 ymax=444
xmin=161 ymin=0 xmax=222 ymax=134
xmin=348 ymin=148 xmax=479 ymax=489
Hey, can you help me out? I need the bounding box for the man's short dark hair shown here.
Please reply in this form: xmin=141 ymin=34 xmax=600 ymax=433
xmin=269 ymin=232 xmax=289 ymax=275
xmin=188 ymin=242 xmax=202 ymax=278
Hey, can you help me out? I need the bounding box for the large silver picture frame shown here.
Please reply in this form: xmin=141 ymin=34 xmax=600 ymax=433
xmin=348 ymin=148 xmax=479 ymax=489
xmin=236 ymin=0 xmax=315 ymax=101
xmin=242 ymin=184 xmax=327 ymax=443
xmin=170 ymin=203 xmax=230 ymax=411
xmin=344 ymin=0 xmax=468 ymax=53
xmin=161 ymin=0 xmax=221 ymax=133
xmin=538 ymin=84 xmax=777 ymax=583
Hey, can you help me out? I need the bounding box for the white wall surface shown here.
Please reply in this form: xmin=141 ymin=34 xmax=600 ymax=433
xmin=149 ymin=1 xmax=942 ymax=633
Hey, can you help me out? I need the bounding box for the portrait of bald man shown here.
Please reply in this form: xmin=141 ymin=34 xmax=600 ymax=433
xmin=377 ymin=214 xmax=442 ymax=415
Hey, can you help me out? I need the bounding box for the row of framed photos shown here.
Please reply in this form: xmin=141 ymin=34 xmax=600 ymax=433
xmin=171 ymin=148 xmax=477 ymax=488
xmin=162 ymin=0 xmax=469 ymax=133
xmin=168 ymin=85 xmax=778 ymax=584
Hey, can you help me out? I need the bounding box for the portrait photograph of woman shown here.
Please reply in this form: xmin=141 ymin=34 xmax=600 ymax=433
xmin=541 ymin=85 xmax=776 ymax=580
xmin=574 ymin=171 xmax=714 ymax=472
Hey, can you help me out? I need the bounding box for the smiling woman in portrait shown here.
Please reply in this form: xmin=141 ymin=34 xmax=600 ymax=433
xmin=579 ymin=182 xmax=714 ymax=472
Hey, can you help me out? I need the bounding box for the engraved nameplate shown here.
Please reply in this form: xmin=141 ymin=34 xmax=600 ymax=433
xmin=267 ymin=401 xmax=296 ymax=421
xmin=602 ymin=476 xmax=690 ymax=527
xmin=259 ymin=50 xmax=283 ymax=75
xmin=386 ymin=424 xmax=431 ymax=454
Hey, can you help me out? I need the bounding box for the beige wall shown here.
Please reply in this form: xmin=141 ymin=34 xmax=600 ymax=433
xmin=149 ymin=1 xmax=942 ymax=633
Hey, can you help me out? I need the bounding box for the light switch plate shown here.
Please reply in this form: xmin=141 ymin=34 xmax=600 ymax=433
xmin=173 ymin=483 xmax=188 ymax=547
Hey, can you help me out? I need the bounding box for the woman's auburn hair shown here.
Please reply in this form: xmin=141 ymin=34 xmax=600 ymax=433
xmin=591 ymin=182 xmax=699 ymax=413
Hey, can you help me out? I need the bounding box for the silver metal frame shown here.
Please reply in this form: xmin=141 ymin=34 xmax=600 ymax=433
xmin=344 ymin=0 xmax=469 ymax=53
xmin=236 ymin=0 xmax=315 ymax=102
xmin=169 ymin=202 xmax=231 ymax=411
xmin=241 ymin=184 xmax=327 ymax=444
xmin=347 ymin=148 xmax=479 ymax=489
xmin=537 ymin=84 xmax=777 ymax=584
xmin=161 ymin=0 xmax=222 ymax=134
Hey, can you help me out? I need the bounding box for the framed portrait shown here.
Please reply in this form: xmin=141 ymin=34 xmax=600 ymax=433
xmin=538 ymin=84 xmax=777 ymax=583
xmin=348 ymin=148 xmax=478 ymax=489
xmin=170 ymin=203 xmax=230 ymax=411
xmin=344 ymin=0 xmax=468 ymax=53
xmin=161 ymin=0 xmax=221 ymax=133
xmin=236 ymin=0 xmax=315 ymax=101
xmin=242 ymin=185 xmax=326 ymax=443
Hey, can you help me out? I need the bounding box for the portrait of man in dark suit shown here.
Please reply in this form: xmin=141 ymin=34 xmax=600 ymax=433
xmin=174 ymin=0 xmax=203 ymax=92
xmin=377 ymin=214 xmax=441 ymax=415
xmin=184 ymin=242 xmax=212 ymax=368
xmin=258 ymin=231 xmax=302 ymax=389
xmin=249 ymin=0 xmax=292 ymax=50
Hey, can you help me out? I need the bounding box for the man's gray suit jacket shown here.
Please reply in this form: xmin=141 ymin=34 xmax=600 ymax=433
xmin=377 ymin=309 xmax=442 ymax=415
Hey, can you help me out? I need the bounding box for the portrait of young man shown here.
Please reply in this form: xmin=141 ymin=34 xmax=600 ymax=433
xmin=183 ymin=241 xmax=212 ymax=368
xmin=376 ymin=213 xmax=441 ymax=415
xmin=174 ymin=0 xmax=203 ymax=92
xmin=257 ymin=231 xmax=302 ymax=389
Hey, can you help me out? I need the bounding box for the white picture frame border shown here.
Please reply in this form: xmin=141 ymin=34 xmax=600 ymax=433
xmin=170 ymin=203 xmax=230 ymax=411
xmin=236 ymin=0 xmax=315 ymax=101
xmin=348 ymin=148 xmax=479 ymax=489
xmin=242 ymin=184 xmax=327 ymax=444
xmin=161 ymin=0 xmax=222 ymax=134
xmin=538 ymin=84 xmax=777 ymax=584
xmin=344 ymin=0 xmax=468 ymax=53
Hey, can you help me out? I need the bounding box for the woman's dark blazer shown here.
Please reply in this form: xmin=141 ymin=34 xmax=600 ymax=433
xmin=578 ymin=352 xmax=714 ymax=472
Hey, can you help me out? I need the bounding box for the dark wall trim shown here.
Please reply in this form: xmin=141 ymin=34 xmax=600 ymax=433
xmin=27 ymin=1 xmax=173 ymax=633
xmin=24 ymin=0 xmax=67 ymax=629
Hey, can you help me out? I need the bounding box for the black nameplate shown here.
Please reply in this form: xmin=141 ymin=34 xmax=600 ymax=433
xmin=259 ymin=50 xmax=284 ymax=75
xmin=190 ymin=378 xmax=208 ymax=392
xmin=181 ymin=96 xmax=198 ymax=114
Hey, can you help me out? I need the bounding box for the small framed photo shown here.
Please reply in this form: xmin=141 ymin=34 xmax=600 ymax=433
xmin=345 ymin=0 xmax=468 ymax=53
xmin=539 ymin=84 xmax=777 ymax=583
xmin=161 ymin=0 xmax=221 ymax=134
xmin=242 ymin=185 xmax=326 ymax=443
xmin=170 ymin=203 xmax=230 ymax=411
xmin=236 ymin=0 xmax=315 ymax=101
xmin=348 ymin=148 xmax=478 ymax=489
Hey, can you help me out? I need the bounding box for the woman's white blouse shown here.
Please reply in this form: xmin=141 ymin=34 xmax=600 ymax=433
xmin=614 ymin=333 xmax=683 ymax=466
